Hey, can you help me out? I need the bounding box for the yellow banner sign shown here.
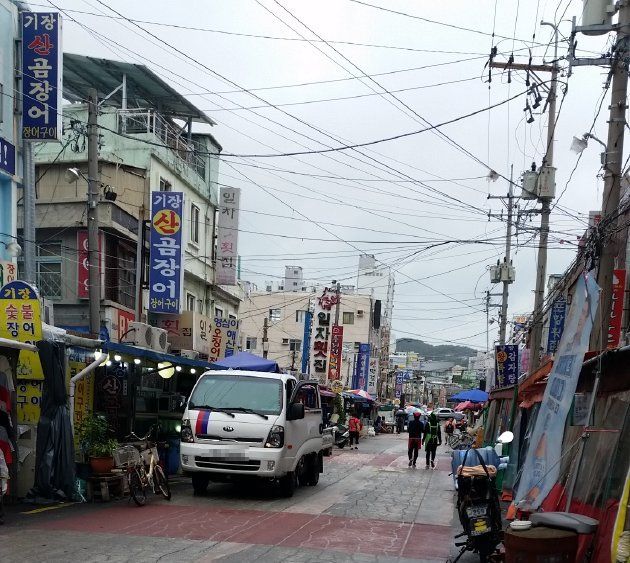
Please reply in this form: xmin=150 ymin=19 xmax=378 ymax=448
xmin=16 ymin=380 xmax=43 ymax=424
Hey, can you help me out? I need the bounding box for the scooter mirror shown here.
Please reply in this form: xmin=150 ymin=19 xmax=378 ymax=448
xmin=497 ymin=430 xmax=514 ymax=444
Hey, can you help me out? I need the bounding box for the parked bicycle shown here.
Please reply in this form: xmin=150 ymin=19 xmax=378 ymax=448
xmin=114 ymin=426 xmax=171 ymax=506
xmin=447 ymin=431 xmax=475 ymax=450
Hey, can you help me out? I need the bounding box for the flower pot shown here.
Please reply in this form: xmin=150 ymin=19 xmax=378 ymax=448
xmin=90 ymin=456 xmax=114 ymax=474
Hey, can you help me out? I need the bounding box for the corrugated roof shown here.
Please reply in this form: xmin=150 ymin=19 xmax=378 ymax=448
xmin=62 ymin=54 xmax=215 ymax=126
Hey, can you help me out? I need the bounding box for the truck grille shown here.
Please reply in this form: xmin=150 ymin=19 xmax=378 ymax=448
xmin=196 ymin=434 xmax=263 ymax=444
xmin=194 ymin=456 xmax=261 ymax=471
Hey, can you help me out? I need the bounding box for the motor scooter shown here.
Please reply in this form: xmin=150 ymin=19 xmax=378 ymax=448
xmin=332 ymin=423 xmax=349 ymax=449
xmin=451 ymin=431 xmax=514 ymax=563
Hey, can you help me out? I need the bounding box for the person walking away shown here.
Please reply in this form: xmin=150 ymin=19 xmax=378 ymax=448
xmin=395 ymin=409 xmax=405 ymax=434
xmin=407 ymin=412 xmax=424 ymax=467
xmin=348 ymin=413 xmax=362 ymax=450
xmin=424 ymin=412 xmax=442 ymax=469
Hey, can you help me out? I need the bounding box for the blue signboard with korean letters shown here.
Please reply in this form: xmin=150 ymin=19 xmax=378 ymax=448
xmin=0 ymin=137 xmax=16 ymax=176
xmin=149 ymin=191 xmax=184 ymax=314
xmin=495 ymin=344 xmax=519 ymax=388
xmin=546 ymin=297 xmax=566 ymax=354
xmin=21 ymin=12 xmax=62 ymax=141
xmin=352 ymin=343 xmax=370 ymax=391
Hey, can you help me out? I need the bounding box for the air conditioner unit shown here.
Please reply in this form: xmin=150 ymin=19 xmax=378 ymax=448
xmin=357 ymin=310 xmax=364 ymax=316
xmin=282 ymin=338 xmax=289 ymax=345
xmin=125 ymin=322 xmax=153 ymax=348
xmin=151 ymin=326 xmax=169 ymax=352
xmin=180 ymin=349 xmax=200 ymax=360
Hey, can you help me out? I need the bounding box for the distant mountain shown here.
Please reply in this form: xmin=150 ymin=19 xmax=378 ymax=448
xmin=396 ymin=338 xmax=477 ymax=365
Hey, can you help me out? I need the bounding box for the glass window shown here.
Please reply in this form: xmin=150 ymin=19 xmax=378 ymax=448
xmin=186 ymin=293 xmax=196 ymax=312
xmin=189 ymin=374 xmax=283 ymax=415
xmin=295 ymin=310 xmax=306 ymax=323
xmin=269 ymin=308 xmax=281 ymax=322
xmin=343 ymin=312 xmax=354 ymax=325
xmin=190 ymin=204 xmax=200 ymax=244
xmin=215 ymin=307 xmax=224 ymax=318
xmin=159 ymin=177 xmax=171 ymax=191
xmin=289 ymin=338 xmax=301 ymax=351
xmin=36 ymin=241 xmax=62 ymax=299
xmin=246 ymin=337 xmax=257 ymax=350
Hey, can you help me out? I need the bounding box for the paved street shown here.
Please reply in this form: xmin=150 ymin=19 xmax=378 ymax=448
xmin=0 ymin=432 xmax=464 ymax=562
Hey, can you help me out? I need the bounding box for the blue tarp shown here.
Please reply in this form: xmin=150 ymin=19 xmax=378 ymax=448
xmin=209 ymin=351 xmax=280 ymax=373
xmin=449 ymin=389 xmax=489 ymax=403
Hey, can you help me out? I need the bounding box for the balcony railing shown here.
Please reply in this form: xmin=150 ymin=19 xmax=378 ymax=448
xmin=117 ymin=109 xmax=206 ymax=180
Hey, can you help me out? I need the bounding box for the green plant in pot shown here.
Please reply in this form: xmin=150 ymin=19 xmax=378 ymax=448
xmin=77 ymin=414 xmax=118 ymax=474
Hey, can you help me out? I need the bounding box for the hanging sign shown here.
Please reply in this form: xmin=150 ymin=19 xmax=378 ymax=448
xmin=0 ymin=137 xmax=16 ymax=176
xmin=327 ymin=325 xmax=343 ymax=381
xmin=21 ymin=12 xmax=63 ymax=141
xmin=352 ymin=343 xmax=370 ymax=391
xmin=367 ymin=356 xmax=378 ymax=396
xmin=301 ymin=310 xmax=312 ymax=374
xmin=494 ymin=344 xmax=519 ymax=388
xmin=208 ymin=316 xmax=239 ymax=363
xmin=0 ymin=261 xmax=17 ymax=287
xmin=149 ymin=191 xmax=184 ymax=313
xmin=394 ymin=372 xmax=404 ymax=399
xmin=0 ymin=281 xmax=43 ymax=380
xmin=310 ymin=288 xmax=338 ymax=383
xmin=608 ymin=269 xmax=626 ymax=349
xmin=546 ymin=297 xmax=567 ymax=354
xmin=216 ymin=187 xmax=240 ymax=285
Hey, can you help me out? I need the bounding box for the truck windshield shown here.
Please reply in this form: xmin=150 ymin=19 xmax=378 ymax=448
xmin=189 ymin=374 xmax=283 ymax=416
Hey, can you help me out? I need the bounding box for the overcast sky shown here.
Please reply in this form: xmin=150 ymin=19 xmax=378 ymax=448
xmin=46 ymin=0 xmax=614 ymax=349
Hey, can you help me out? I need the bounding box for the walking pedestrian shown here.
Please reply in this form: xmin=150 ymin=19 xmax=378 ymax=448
xmin=348 ymin=413 xmax=362 ymax=450
xmin=424 ymin=412 xmax=442 ymax=469
xmin=407 ymin=411 xmax=424 ymax=467
xmin=395 ymin=408 xmax=405 ymax=433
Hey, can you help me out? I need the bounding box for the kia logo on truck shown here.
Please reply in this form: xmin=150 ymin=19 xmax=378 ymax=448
xmin=223 ymin=426 xmax=234 ymax=432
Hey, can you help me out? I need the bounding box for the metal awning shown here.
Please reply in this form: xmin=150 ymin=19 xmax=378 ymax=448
xmin=62 ymin=53 xmax=216 ymax=125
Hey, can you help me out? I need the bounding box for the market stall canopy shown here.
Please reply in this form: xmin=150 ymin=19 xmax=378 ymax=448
xmin=209 ymin=351 xmax=280 ymax=373
xmin=346 ymin=389 xmax=375 ymax=401
xmin=449 ymin=389 xmax=489 ymax=403
xmin=343 ymin=390 xmax=375 ymax=402
xmin=455 ymin=400 xmax=480 ymax=411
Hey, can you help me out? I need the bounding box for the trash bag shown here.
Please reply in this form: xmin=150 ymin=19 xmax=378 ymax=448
xmin=25 ymin=341 xmax=75 ymax=502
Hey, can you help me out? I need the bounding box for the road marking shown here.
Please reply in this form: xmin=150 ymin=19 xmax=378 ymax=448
xmin=21 ymin=502 xmax=79 ymax=515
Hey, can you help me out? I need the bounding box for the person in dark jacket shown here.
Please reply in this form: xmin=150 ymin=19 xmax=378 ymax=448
xmin=395 ymin=409 xmax=406 ymax=433
xmin=423 ymin=412 xmax=442 ymax=469
xmin=407 ymin=411 xmax=424 ymax=467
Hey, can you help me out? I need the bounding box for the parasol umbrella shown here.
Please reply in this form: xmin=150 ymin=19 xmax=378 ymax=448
xmin=449 ymin=389 xmax=488 ymax=403
xmin=455 ymin=400 xmax=476 ymax=411
xmin=347 ymin=389 xmax=374 ymax=401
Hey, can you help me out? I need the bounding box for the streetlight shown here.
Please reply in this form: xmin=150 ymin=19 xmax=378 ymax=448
xmin=570 ymin=133 xmax=607 ymax=166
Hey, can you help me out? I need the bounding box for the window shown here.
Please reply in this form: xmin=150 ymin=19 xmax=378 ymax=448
xmin=343 ymin=311 xmax=355 ymax=325
xmin=289 ymin=338 xmax=301 ymax=351
xmin=186 ymin=293 xmax=196 ymax=312
xmin=159 ymin=177 xmax=172 ymax=192
xmin=295 ymin=310 xmax=306 ymax=323
xmin=215 ymin=307 xmax=224 ymax=318
xmin=36 ymin=242 xmax=62 ymax=299
xmin=269 ymin=308 xmax=281 ymax=322
xmin=246 ymin=337 xmax=257 ymax=350
xmin=104 ymin=240 xmax=136 ymax=309
xmin=190 ymin=203 xmax=200 ymax=244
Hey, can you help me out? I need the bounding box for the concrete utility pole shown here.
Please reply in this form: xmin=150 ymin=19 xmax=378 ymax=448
xmin=262 ymin=316 xmax=269 ymax=358
xmin=22 ymin=142 xmax=36 ymax=284
xmin=592 ymin=2 xmax=630 ymax=351
xmin=87 ymin=88 xmax=101 ymax=338
xmin=529 ymin=23 xmax=559 ymax=375
xmin=499 ymin=167 xmax=515 ymax=345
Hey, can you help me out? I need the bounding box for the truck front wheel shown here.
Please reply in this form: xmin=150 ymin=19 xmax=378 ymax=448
xmin=192 ymin=473 xmax=210 ymax=495
xmin=279 ymin=471 xmax=297 ymax=497
xmin=305 ymin=454 xmax=320 ymax=486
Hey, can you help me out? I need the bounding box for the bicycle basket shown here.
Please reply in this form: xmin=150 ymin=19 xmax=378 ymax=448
xmin=114 ymin=445 xmax=142 ymax=467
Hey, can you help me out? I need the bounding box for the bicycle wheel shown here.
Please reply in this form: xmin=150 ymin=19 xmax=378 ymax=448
xmin=128 ymin=467 xmax=147 ymax=506
xmin=154 ymin=465 xmax=171 ymax=500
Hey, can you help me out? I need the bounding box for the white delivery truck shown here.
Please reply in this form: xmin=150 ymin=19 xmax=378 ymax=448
xmin=180 ymin=370 xmax=325 ymax=497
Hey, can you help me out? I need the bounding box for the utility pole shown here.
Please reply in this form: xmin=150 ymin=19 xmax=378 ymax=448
xmin=262 ymin=316 xmax=269 ymax=358
xmin=87 ymin=88 xmax=101 ymax=338
xmin=529 ymin=22 xmax=559 ymax=375
xmin=591 ymin=2 xmax=630 ymax=351
xmin=22 ymin=143 xmax=36 ymax=285
xmin=500 ymin=167 xmax=515 ymax=345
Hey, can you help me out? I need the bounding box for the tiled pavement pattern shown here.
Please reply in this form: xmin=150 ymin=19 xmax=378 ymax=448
xmin=0 ymin=432 xmax=462 ymax=562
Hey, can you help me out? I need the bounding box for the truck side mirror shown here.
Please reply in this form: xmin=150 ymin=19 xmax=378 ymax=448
xmin=288 ymin=403 xmax=305 ymax=421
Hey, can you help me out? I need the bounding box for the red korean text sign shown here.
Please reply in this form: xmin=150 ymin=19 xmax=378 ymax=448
xmin=327 ymin=325 xmax=343 ymax=381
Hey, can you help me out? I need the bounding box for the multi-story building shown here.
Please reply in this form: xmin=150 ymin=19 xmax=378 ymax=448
xmin=20 ymin=54 xmax=241 ymax=342
xmin=0 ymin=1 xmax=20 ymax=277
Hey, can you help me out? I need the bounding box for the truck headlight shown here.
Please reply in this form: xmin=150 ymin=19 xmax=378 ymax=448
xmin=264 ymin=425 xmax=284 ymax=448
xmin=181 ymin=419 xmax=194 ymax=443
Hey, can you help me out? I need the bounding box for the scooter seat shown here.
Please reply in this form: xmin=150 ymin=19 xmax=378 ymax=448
xmin=530 ymin=512 xmax=598 ymax=534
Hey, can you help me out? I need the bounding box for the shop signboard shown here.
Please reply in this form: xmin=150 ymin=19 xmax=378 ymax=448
xmin=156 ymin=311 xmax=209 ymax=356
xmin=367 ymin=356 xmax=378 ymax=396
xmin=70 ymin=359 xmax=93 ymax=451
xmin=514 ymin=274 xmax=599 ymax=511
xmin=216 ymin=187 xmax=240 ymax=285
xmin=395 ymin=372 xmax=404 ymax=399
xmin=327 ymin=325 xmax=343 ymax=381
xmin=608 ymin=269 xmax=626 ymax=349
xmin=0 ymin=137 xmax=16 ymax=176
xmin=494 ymin=344 xmax=518 ymax=388
xmin=546 ymin=297 xmax=566 ymax=354
xmin=149 ymin=191 xmax=184 ymax=313
xmin=0 ymin=281 xmax=43 ymax=380
xmin=76 ymin=230 xmax=103 ymax=299
xmin=310 ymin=287 xmax=338 ymax=383
xmin=208 ymin=316 xmax=239 ymax=362
xmin=301 ymin=310 xmax=312 ymax=374
xmin=16 ymin=380 xmax=42 ymax=423
xmin=21 ymin=12 xmax=63 ymax=141
xmin=0 ymin=261 xmax=17 ymax=287
xmin=352 ymin=343 xmax=370 ymax=391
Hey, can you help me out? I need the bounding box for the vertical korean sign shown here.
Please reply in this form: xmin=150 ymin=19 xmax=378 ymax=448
xmin=21 ymin=12 xmax=62 ymax=141
xmin=494 ymin=344 xmax=519 ymax=388
xmin=216 ymin=188 xmax=240 ymax=285
xmin=327 ymin=325 xmax=343 ymax=381
xmin=310 ymin=288 xmax=337 ymax=384
xmin=352 ymin=343 xmax=370 ymax=391
xmin=0 ymin=281 xmax=43 ymax=380
xmin=608 ymin=269 xmax=626 ymax=349
xmin=301 ymin=311 xmax=312 ymax=374
xmin=149 ymin=192 xmax=184 ymax=313
xmin=394 ymin=372 xmax=404 ymax=399
xmin=367 ymin=357 xmax=378 ymax=396
xmin=514 ymin=275 xmax=599 ymax=511
xmin=546 ymin=297 xmax=566 ymax=354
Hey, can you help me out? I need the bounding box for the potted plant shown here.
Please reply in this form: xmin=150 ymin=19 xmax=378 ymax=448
xmin=77 ymin=414 xmax=118 ymax=474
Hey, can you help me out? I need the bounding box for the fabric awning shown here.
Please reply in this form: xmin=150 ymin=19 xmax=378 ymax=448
xmin=105 ymin=342 xmax=210 ymax=369
xmin=209 ymin=351 xmax=280 ymax=373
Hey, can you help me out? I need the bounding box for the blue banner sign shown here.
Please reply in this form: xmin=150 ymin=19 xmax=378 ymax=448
xmin=21 ymin=12 xmax=62 ymax=141
xmin=0 ymin=137 xmax=16 ymax=176
xmin=494 ymin=344 xmax=519 ymax=387
xmin=301 ymin=311 xmax=312 ymax=374
xmin=395 ymin=372 xmax=404 ymax=398
xmin=149 ymin=191 xmax=184 ymax=314
xmin=546 ymin=297 xmax=567 ymax=354
xmin=353 ymin=343 xmax=370 ymax=391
